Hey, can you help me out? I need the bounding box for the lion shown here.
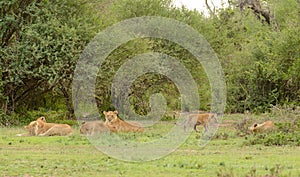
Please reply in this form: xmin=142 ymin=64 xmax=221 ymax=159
xmin=16 ymin=121 xmax=38 ymax=136
xmin=103 ymin=111 xmax=144 ymax=133
xmin=248 ymin=120 xmax=275 ymax=133
xmin=35 ymin=116 xmax=73 ymax=136
xmin=80 ymin=121 xmax=112 ymax=135
xmin=16 ymin=117 xmax=47 ymax=136
xmin=180 ymin=113 xmax=217 ymax=132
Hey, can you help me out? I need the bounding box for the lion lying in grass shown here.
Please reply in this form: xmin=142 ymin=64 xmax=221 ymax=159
xmin=35 ymin=117 xmax=73 ymax=136
xmin=80 ymin=121 xmax=112 ymax=135
xmin=104 ymin=111 xmax=144 ymax=133
xmin=16 ymin=120 xmax=40 ymax=136
xmin=17 ymin=117 xmax=73 ymax=136
xmin=248 ymin=120 xmax=275 ymax=133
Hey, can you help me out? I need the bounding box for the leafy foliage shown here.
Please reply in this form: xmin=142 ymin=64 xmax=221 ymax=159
xmin=245 ymin=131 xmax=300 ymax=146
xmin=0 ymin=0 xmax=300 ymax=124
xmin=0 ymin=0 xmax=104 ymax=119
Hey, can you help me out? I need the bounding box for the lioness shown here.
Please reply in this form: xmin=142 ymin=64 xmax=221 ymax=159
xmin=80 ymin=121 xmax=112 ymax=135
xmin=181 ymin=113 xmax=217 ymax=132
xmin=103 ymin=111 xmax=144 ymax=133
xmin=35 ymin=117 xmax=73 ymax=136
xmin=16 ymin=117 xmax=47 ymax=136
xmin=248 ymin=120 xmax=275 ymax=133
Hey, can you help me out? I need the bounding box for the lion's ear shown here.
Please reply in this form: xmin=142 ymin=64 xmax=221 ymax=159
xmin=114 ymin=110 xmax=118 ymax=115
xmin=253 ymin=123 xmax=258 ymax=127
xmin=39 ymin=116 xmax=46 ymax=122
xmin=82 ymin=121 xmax=86 ymax=125
xmin=103 ymin=111 xmax=107 ymax=115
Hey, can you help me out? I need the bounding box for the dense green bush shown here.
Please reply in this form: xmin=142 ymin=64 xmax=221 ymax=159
xmin=244 ymin=131 xmax=300 ymax=146
xmin=0 ymin=110 xmax=8 ymax=126
xmin=0 ymin=0 xmax=299 ymax=125
xmin=0 ymin=0 xmax=104 ymax=120
xmin=5 ymin=109 xmax=78 ymax=126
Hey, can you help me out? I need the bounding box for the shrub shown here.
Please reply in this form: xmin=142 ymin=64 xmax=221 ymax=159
xmin=25 ymin=109 xmax=67 ymax=124
xmin=0 ymin=112 xmax=28 ymax=126
xmin=270 ymin=105 xmax=300 ymax=133
xmin=0 ymin=110 xmax=8 ymax=126
xmin=244 ymin=131 xmax=300 ymax=146
xmin=234 ymin=112 xmax=254 ymax=136
xmin=55 ymin=120 xmax=78 ymax=126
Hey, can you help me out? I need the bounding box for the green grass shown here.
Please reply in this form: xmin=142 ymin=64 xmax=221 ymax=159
xmin=0 ymin=114 xmax=299 ymax=177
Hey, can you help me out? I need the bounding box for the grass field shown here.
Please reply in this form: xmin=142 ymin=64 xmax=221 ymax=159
xmin=0 ymin=114 xmax=299 ymax=177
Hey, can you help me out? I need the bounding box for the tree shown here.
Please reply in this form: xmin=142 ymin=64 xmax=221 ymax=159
xmin=237 ymin=0 xmax=278 ymax=29
xmin=0 ymin=0 xmax=105 ymax=119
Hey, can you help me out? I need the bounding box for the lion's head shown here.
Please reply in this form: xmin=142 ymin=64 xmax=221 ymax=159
xmin=24 ymin=121 xmax=38 ymax=135
xmin=80 ymin=121 xmax=88 ymax=134
xmin=37 ymin=116 xmax=47 ymax=122
xmin=103 ymin=111 xmax=118 ymax=124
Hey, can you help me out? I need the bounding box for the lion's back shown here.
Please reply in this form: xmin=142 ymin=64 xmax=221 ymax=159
xmin=114 ymin=120 xmax=144 ymax=132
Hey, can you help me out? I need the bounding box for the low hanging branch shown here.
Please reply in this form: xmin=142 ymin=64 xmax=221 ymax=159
xmin=238 ymin=0 xmax=278 ymax=29
xmin=205 ymin=0 xmax=216 ymax=16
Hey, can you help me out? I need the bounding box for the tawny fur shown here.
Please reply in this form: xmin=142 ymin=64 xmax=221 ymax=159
xmin=16 ymin=121 xmax=38 ymax=136
xmin=80 ymin=121 xmax=111 ymax=135
xmin=249 ymin=120 xmax=275 ymax=133
xmin=16 ymin=117 xmax=48 ymax=136
xmin=103 ymin=111 xmax=144 ymax=133
xmin=182 ymin=113 xmax=217 ymax=132
xmin=33 ymin=116 xmax=73 ymax=136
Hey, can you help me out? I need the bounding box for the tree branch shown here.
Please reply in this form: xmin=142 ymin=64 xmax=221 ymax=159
xmin=238 ymin=0 xmax=278 ymax=29
xmin=205 ymin=0 xmax=215 ymax=16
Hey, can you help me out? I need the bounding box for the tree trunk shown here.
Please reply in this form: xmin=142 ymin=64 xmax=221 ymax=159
xmin=59 ymin=82 xmax=75 ymax=120
xmin=238 ymin=0 xmax=278 ymax=30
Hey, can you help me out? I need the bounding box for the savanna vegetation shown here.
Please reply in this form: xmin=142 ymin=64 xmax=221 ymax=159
xmin=0 ymin=0 xmax=299 ymax=176
xmin=1 ymin=0 xmax=299 ymax=124
xmin=1 ymin=112 xmax=300 ymax=176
